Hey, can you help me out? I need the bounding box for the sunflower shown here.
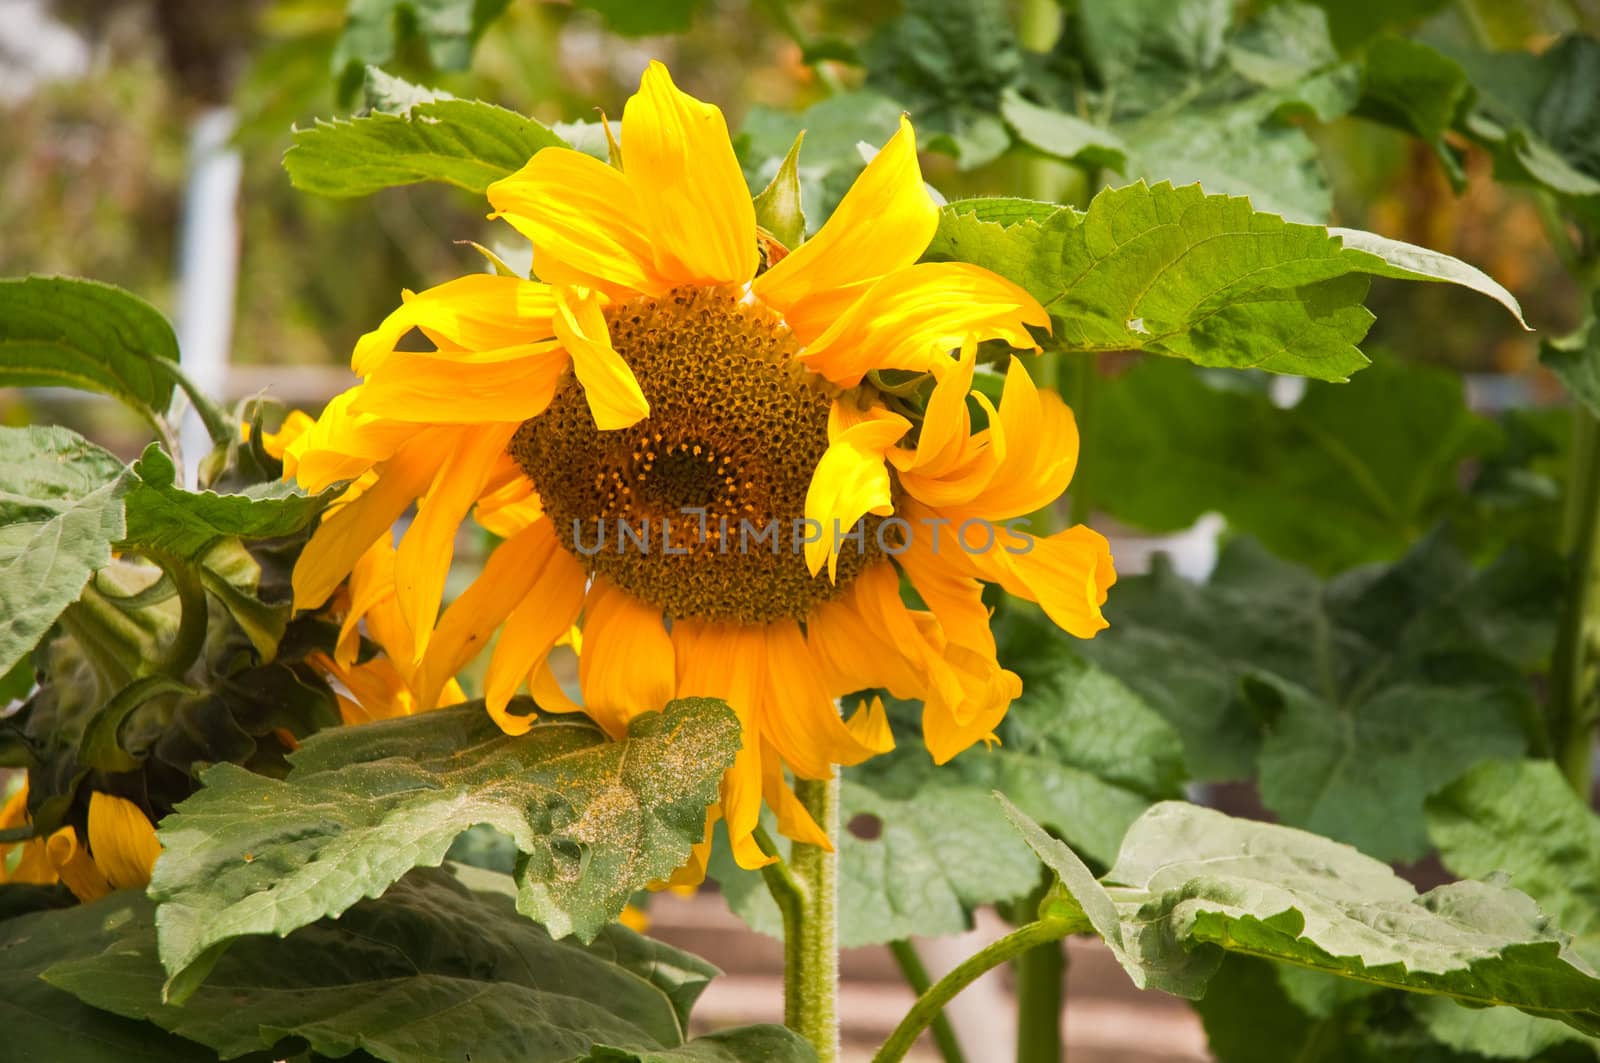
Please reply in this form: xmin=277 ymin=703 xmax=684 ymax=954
xmin=287 ymin=62 xmax=1115 ymax=876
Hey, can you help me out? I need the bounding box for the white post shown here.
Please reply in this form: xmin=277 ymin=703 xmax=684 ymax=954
xmin=173 ymin=105 xmax=242 ymax=485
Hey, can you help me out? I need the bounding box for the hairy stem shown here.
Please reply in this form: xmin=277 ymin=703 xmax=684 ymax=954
xmin=788 ymin=772 xmax=840 ymax=1061
xmin=888 ymin=939 xmax=967 ymax=1063
xmin=874 ymin=922 xmax=1070 ymax=1063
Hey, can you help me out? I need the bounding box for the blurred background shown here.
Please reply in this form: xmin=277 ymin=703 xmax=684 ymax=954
xmin=4 ymin=0 xmax=1599 ymax=1058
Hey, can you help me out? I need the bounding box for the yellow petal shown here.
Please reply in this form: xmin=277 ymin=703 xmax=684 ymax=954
xmin=483 ymin=550 xmax=587 ymax=730
xmin=889 ymin=337 xmax=1006 ymax=508
xmin=673 ymin=619 xmax=772 ymax=870
xmin=804 ymin=404 xmax=909 ymax=579
xmin=754 ymin=116 xmax=936 ymax=342
xmin=760 ymin=741 xmax=830 ymax=849
xmin=292 ymin=431 xmax=448 ymax=611
xmin=352 ymin=275 xmax=558 ymax=375
xmin=761 ymin=619 xmax=889 ymax=777
xmin=288 ymin=389 xmax=416 ymax=492
xmin=352 ymin=342 xmax=569 ymax=424
xmin=414 ymin=517 xmax=565 ymax=710
xmin=395 ymin=423 xmax=521 ymax=652
xmin=253 ymin=409 xmax=316 ymax=461
xmin=47 ymin=826 xmax=110 ymax=903
xmin=619 ymin=904 xmax=651 ymax=933
xmin=553 ymin=286 xmax=651 ymax=430
xmin=529 ymin=654 xmax=585 ymax=715
xmin=920 ymin=643 xmax=1020 ymax=764
xmin=339 ymin=535 xmax=400 ymax=666
xmin=488 ymin=146 xmax=667 ymax=300
xmin=846 ymin=695 xmax=895 ymax=753
xmin=806 ymin=564 xmax=929 ymax=701
xmin=579 ymin=578 xmax=676 ymax=739
xmin=799 ymin=262 xmax=1048 ymax=387
xmin=474 ymin=475 xmax=545 ymax=539
xmin=622 ymin=61 xmax=757 ymax=287
xmin=940 ymin=358 xmax=1079 ymax=521
xmin=894 ymin=506 xmax=997 ymax=654
xmin=970 ymin=525 xmax=1116 ymax=639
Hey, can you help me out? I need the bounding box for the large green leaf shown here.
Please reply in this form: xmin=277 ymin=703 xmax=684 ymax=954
xmin=927 ymin=183 xmax=1520 ymax=380
xmin=0 ymin=894 xmax=215 ymax=1063
xmin=1079 ymin=357 xmax=1502 ymax=573
xmin=151 ymin=699 xmax=739 ymax=995
xmin=41 ymin=870 xmax=813 ymax=1063
xmin=862 ymin=0 xmax=1021 ymax=168
xmin=1007 ymin=800 xmax=1600 ymax=1035
xmin=1079 ymin=533 xmax=1549 ymax=858
xmin=121 ymin=443 xmax=334 ymax=561
xmin=0 ymin=276 xmax=183 ymax=421
xmin=0 ymin=426 xmax=131 ymax=678
xmin=286 ymin=72 xmax=566 ymax=197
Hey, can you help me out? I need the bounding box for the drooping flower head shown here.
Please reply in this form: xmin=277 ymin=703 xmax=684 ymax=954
xmin=288 ymin=63 xmax=1114 ymax=876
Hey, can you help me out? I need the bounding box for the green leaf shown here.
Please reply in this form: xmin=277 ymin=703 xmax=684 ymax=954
xmin=0 ymin=426 xmax=131 ymax=678
xmin=334 ymin=0 xmax=512 ymax=79
xmin=582 ymin=1027 xmax=817 ymax=1062
xmin=862 ymin=0 xmax=1022 ymax=168
xmin=1022 ymin=800 xmax=1600 ymax=1036
xmin=929 ymin=182 xmax=1526 ymax=379
xmin=285 ymin=75 xmax=566 ymax=197
xmin=1541 ymin=295 xmax=1600 ymax=417
xmin=997 ymin=795 xmax=1121 ymax=943
xmin=1358 ymin=35 xmax=1473 ymax=162
xmin=999 ymin=89 xmax=1127 ymax=171
xmin=574 ymin=0 xmax=703 ymax=36
xmin=0 ymin=893 xmax=214 ymax=1062
xmin=1444 ymin=35 xmax=1600 ymax=216
xmin=1057 ymin=1 xmax=1359 ymax=221
xmin=1079 ymin=357 xmax=1503 ymax=574
xmin=44 ymin=871 xmax=812 ymax=1063
xmin=753 ymin=133 xmax=806 ymax=251
xmin=150 ymin=699 xmax=740 ymax=994
xmin=1332 ymin=226 xmax=1528 ymax=328
xmin=0 ymin=276 xmax=183 ymax=421
xmin=120 ymin=443 xmax=334 ymax=561
xmin=1428 ymin=760 xmax=1600 ymax=957
xmin=1079 ymin=533 xmax=1547 ymax=858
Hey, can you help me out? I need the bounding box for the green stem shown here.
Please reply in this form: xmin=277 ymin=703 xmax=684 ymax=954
xmin=1015 ymin=938 xmax=1067 ymax=1063
xmin=874 ymin=922 xmax=1070 ymax=1063
xmin=788 ymin=772 xmax=840 ymax=1062
xmin=165 ymin=361 xmax=235 ymax=449
xmin=888 ymin=940 xmax=967 ymax=1063
xmin=147 ymin=552 xmax=210 ymax=679
xmin=1551 ymin=406 xmax=1600 ymax=797
xmin=755 ymin=826 xmax=807 ymax=1027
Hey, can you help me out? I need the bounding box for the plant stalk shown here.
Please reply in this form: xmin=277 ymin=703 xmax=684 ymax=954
xmin=1551 ymin=406 xmax=1600 ymax=797
xmin=888 ymin=940 xmax=967 ymax=1063
xmin=788 ymin=771 xmax=840 ymax=1062
xmin=874 ymin=921 xmax=1070 ymax=1063
xmin=1015 ymin=938 xmax=1068 ymax=1063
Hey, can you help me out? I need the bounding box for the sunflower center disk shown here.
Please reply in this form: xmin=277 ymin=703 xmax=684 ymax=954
xmin=511 ymin=285 xmax=886 ymax=624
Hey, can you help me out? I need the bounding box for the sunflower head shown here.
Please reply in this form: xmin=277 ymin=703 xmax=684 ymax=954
xmin=289 ymin=61 xmax=1114 ymax=876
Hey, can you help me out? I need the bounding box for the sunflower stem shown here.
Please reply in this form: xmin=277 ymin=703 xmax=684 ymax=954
xmin=888 ymin=939 xmax=967 ymax=1063
xmin=874 ymin=921 xmax=1070 ymax=1063
xmin=788 ymin=770 xmax=840 ymax=1062
xmin=1014 ymin=937 xmax=1068 ymax=1063
xmin=1551 ymin=358 xmax=1600 ymax=799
